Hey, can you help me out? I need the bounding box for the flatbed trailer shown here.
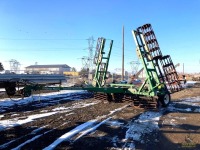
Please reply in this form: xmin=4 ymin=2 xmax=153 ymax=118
xmin=0 ymin=74 xmax=66 ymax=96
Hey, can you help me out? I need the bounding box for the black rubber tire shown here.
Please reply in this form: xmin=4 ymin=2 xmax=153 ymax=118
xmin=159 ymin=93 xmax=171 ymax=107
xmin=113 ymin=93 xmax=124 ymax=103
xmin=5 ymin=86 xmax=16 ymax=96
xmin=107 ymin=94 xmax=113 ymax=102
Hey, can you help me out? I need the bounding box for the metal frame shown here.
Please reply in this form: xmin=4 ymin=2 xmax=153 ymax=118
xmin=4 ymin=24 xmax=181 ymax=107
xmin=92 ymin=38 xmax=113 ymax=87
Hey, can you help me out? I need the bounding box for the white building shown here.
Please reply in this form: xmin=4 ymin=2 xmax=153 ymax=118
xmin=25 ymin=64 xmax=71 ymax=74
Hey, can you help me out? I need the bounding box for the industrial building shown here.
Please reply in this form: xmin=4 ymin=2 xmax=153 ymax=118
xmin=25 ymin=64 xmax=71 ymax=74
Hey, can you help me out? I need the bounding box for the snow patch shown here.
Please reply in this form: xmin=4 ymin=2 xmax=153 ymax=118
xmin=167 ymin=105 xmax=193 ymax=112
xmin=194 ymin=108 xmax=200 ymax=112
xmin=0 ymin=112 xmax=57 ymax=131
xmin=43 ymin=119 xmax=98 ymax=150
xmin=167 ymin=115 xmax=186 ymax=120
xmin=0 ymin=115 xmax=4 ymax=119
xmin=31 ymin=125 xmax=48 ymax=134
xmin=125 ymin=111 xmax=162 ymax=141
xmin=122 ymin=141 xmax=136 ymax=150
xmin=12 ymin=134 xmax=43 ymax=150
xmin=74 ymin=117 xmax=111 ymax=141
xmin=162 ymin=118 xmax=177 ymax=127
xmin=176 ymin=97 xmax=200 ymax=106
xmin=182 ymin=81 xmax=197 ymax=88
xmin=0 ymin=100 xmax=98 ymax=132
xmin=52 ymin=107 xmax=69 ymax=111
xmin=106 ymin=120 xmax=124 ymax=127
xmin=168 ymin=96 xmax=200 ymax=113
xmin=71 ymin=101 xmax=99 ymax=109
xmin=44 ymin=105 xmax=129 ymax=150
xmin=11 ymin=114 xmax=19 ymax=117
xmin=0 ymin=90 xmax=87 ymax=112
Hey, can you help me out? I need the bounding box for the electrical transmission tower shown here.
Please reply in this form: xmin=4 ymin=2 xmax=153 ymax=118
xmin=87 ymin=36 xmax=95 ymax=72
xmin=9 ymin=59 xmax=20 ymax=74
xmin=81 ymin=36 xmax=95 ymax=71
xmin=81 ymin=56 xmax=90 ymax=70
xmin=129 ymin=60 xmax=140 ymax=75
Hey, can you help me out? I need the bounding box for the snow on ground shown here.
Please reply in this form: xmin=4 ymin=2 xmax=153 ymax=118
xmin=1 ymin=95 xmax=200 ymax=150
xmin=11 ymin=122 xmax=70 ymax=150
xmin=0 ymin=81 xmax=199 ymax=149
xmin=168 ymin=96 xmax=200 ymax=112
xmin=0 ymin=90 xmax=89 ymax=113
xmin=106 ymin=120 xmax=124 ymax=127
xmin=175 ymin=96 xmax=200 ymax=106
xmin=0 ymin=90 xmax=98 ymax=132
xmin=183 ymin=81 xmax=197 ymax=88
xmin=0 ymin=112 xmax=57 ymax=131
xmin=0 ymin=101 xmax=99 ymax=132
xmin=120 ymin=81 xmax=199 ymax=149
xmin=0 ymin=90 xmax=100 ymax=149
xmin=120 ymin=110 xmax=163 ymax=149
xmin=162 ymin=96 xmax=200 ymax=129
xmin=125 ymin=111 xmax=162 ymax=141
xmin=119 ymin=95 xmax=200 ymax=149
xmin=43 ymin=105 xmax=129 ymax=150
xmin=43 ymin=119 xmax=99 ymax=150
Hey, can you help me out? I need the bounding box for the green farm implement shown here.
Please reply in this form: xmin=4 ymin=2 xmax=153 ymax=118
xmin=2 ymin=24 xmax=182 ymax=109
xmin=78 ymin=23 xmax=182 ymax=109
xmin=42 ymin=23 xmax=181 ymax=109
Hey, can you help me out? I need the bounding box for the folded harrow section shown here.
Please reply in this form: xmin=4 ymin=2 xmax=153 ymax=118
xmin=92 ymin=38 xmax=113 ymax=87
xmin=137 ymin=24 xmax=163 ymax=61
xmin=136 ymin=23 xmax=181 ymax=93
xmin=160 ymin=55 xmax=181 ymax=92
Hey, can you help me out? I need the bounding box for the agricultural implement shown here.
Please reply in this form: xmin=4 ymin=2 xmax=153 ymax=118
xmin=78 ymin=23 xmax=181 ymax=109
xmin=2 ymin=24 xmax=182 ymax=109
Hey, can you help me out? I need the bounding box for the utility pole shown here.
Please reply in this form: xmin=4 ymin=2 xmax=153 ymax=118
xmin=183 ymin=63 xmax=184 ymax=74
xmin=122 ymin=25 xmax=124 ymax=81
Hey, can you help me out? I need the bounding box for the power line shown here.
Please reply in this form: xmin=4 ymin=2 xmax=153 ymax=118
xmin=0 ymin=38 xmax=88 ymax=41
xmin=0 ymin=47 xmax=87 ymax=51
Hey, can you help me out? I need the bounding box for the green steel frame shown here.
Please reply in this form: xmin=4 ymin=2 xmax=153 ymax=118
xmin=38 ymin=32 xmax=168 ymax=98
xmin=92 ymin=38 xmax=113 ymax=87
xmin=23 ymin=24 xmax=182 ymax=103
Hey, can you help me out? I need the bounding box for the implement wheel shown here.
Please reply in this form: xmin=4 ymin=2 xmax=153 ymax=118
xmin=5 ymin=82 xmax=16 ymax=96
xmin=107 ymin=93 xmax=113 ymax=102
xmin=158 ymin=93 xmax=171 ymax=107
xmin=113 ymin=93 xmax=124 ymax=103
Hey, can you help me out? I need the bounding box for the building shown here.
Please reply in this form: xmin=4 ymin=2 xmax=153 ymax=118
xmin=25 ymin=64 xmax=71 ymax=74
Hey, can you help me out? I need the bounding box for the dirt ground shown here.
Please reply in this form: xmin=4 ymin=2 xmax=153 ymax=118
xmin=0 ymin=83 xmax=200 ymax=150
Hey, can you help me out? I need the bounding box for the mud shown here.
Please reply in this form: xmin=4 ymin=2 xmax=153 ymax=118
xmin=0 ymin=84 xmax=199 ymax=150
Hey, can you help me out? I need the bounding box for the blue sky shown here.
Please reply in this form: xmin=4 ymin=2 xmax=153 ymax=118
xmin=0 ymin=0 xmax=200 ymax=73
